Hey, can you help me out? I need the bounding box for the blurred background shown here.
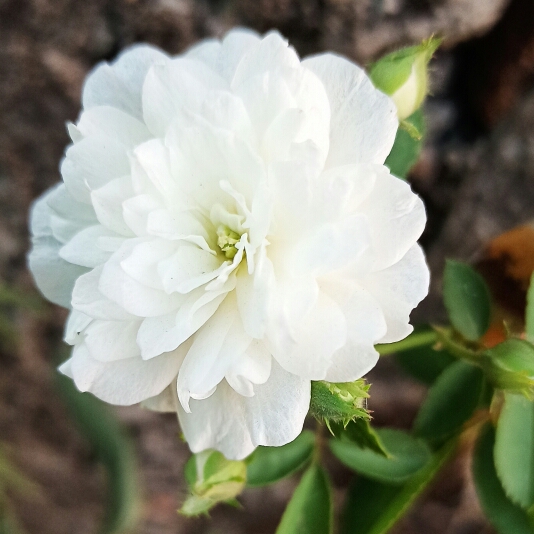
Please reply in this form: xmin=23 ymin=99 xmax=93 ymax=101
xmin=1 ymin=0 xmax=534 ymax=532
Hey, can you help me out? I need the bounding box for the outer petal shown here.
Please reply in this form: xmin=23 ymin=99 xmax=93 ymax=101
xmin=46 ymin=184 xmax=97 ymax=242
xmin=363 ymin=243 xmax=430 ymax=344
xmin=65 ymin=342 xmax=185 ymax=405
xmin=358 ymin=169 xmax=426 ymax=271
xmin=74 ymin=106 xmax=151 ymax=148
xmin=185 ymin=29 xmax=261 ymax=83
xmin=231 ymin=31 xmax=300 ymax=88
xmin=61 ymin=136 xmax=131 ymax=204
xmin=142 ymin=57 xmax=227 ymax=137
xmin=177 ymin=360 xmax=310 ymax=460
xmin=141 ymin=384 xmax=176 ymax=412
xmin=71 ymin=265 xmax=133 ymax=321
xmin=269 ymin=290 xmax=347 ymax=380
xmin=64 ymin=310 xmax=92 ymax=345
xmin=303 ymin=53 xmax=397 ymax=168
xmin=323 ymin=286 xmax=386 ymax=382
xmin=82 ymin=44 xmax=168 ymax=120
xmin=28 ymin=187 xmax=89 ymax=308
xmin=59 ymin=225 xmax=116 ymax=268
xmin=84 ymin=319 xmax=142 ymax=362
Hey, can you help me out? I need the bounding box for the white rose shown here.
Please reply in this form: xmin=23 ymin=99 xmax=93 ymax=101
xmin=28 ymin=29 xmax=429 ymax=460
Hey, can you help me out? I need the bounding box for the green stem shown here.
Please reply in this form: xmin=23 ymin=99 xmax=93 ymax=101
xmin=367 ymin=437 xmax=458 ymax=534
xmin=313 ymin=421 xmax=325 ymax=464
xmin=433 ymin=326 xmax=482 ymax=363
xmin=376 ymin=329 xmax=437 ymax=356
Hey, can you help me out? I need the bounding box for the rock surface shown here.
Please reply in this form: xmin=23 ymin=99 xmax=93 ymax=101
xmin=232 ymin=0 xmax=511 ymax=59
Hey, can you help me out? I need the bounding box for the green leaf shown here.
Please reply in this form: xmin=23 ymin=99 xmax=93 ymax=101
xmin=473 ymin=424 xmax=534 ymax=534
xmin=247 ymin=431 xmax=315 ymax=487
xmin=329 ymin=418 xmax=389 ymax=457
xmin=341 ymin=478 xmax=400 ymax=534
xmin=330 ymin=428 xmax=431 ymax=484
xmin=340 ymin=439 xmax=456 ymax=534
xmin=414 ymin=360 xmax=484 ymax=444
xmin=385 ymin=110 xmax=424 ymax=179
xmin=276 ymin=464 xmax=332 ymax=534
xmin=494 ymin=393 xmax=534 ymax=511
xmin=396 ymin=346 xmax=455 ymax=386
xmin=443 ymin=260 xmax=492 ymax=341
xmin=526 ymin=273 xmax=534 ymax=341
xmin=55 ymin=374 xmax=138 ymax=534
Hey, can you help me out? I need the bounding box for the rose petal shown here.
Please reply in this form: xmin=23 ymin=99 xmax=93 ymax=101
xmin=177 ymin=360 xmax=310 ymax=460
xmin=83 ymin=44 xmax=168 ymax=120
xmin=66 ymin=342 xmax=185 ymax=405
xmin=363 ymin=243 xmax=430 ymax=344
xmin=59 ymin=225 xmax=116 ymax=268
xmin=28 ymin=188 xmax=89 ymax=308
xmin=84 ymin=319 xmax=142 ymax=362
xmin=303 ymin=53 xmax=398 ymax=167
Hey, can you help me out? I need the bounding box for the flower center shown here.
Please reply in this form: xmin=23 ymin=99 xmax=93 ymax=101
xmin=216 ymin=225 xmax=241 ymax=259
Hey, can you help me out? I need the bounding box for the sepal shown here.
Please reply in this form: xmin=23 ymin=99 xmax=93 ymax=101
xmin=180 ymin=449 xmax=246 ymax=516
xmin=309 ymin=379 xmax=370 ymax=429
xmin=482 ymin=339 xmax=534 ymax=399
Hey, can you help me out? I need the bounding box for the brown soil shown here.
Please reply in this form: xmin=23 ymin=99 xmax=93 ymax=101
xmin=2 ymin=0 xmax=534 ymax=532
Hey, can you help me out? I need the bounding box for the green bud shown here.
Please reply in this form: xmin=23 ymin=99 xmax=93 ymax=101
xmin=180 ymin=450 xmax=247 ymax=516
xmin=370 ymin=37 xmax=442 ymax=120
xmin=482 ymin=338 xmax=534 ymax=399
xmin=310 ymin=379 xmax=370 ymax=428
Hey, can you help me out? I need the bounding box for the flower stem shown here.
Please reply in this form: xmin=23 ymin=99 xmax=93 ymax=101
xmin=376 ymin=329 xmax=438 ymax=356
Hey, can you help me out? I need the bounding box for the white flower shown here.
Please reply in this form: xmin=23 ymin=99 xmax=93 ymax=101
xmin=28 ymin=29 xmax=429 ymax=460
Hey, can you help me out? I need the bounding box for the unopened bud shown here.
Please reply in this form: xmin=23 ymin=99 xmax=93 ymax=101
xmin=180 ymin=449 xmax=246 ymax=516
xmin=370 ymin=38 xmax=441 ymax=120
